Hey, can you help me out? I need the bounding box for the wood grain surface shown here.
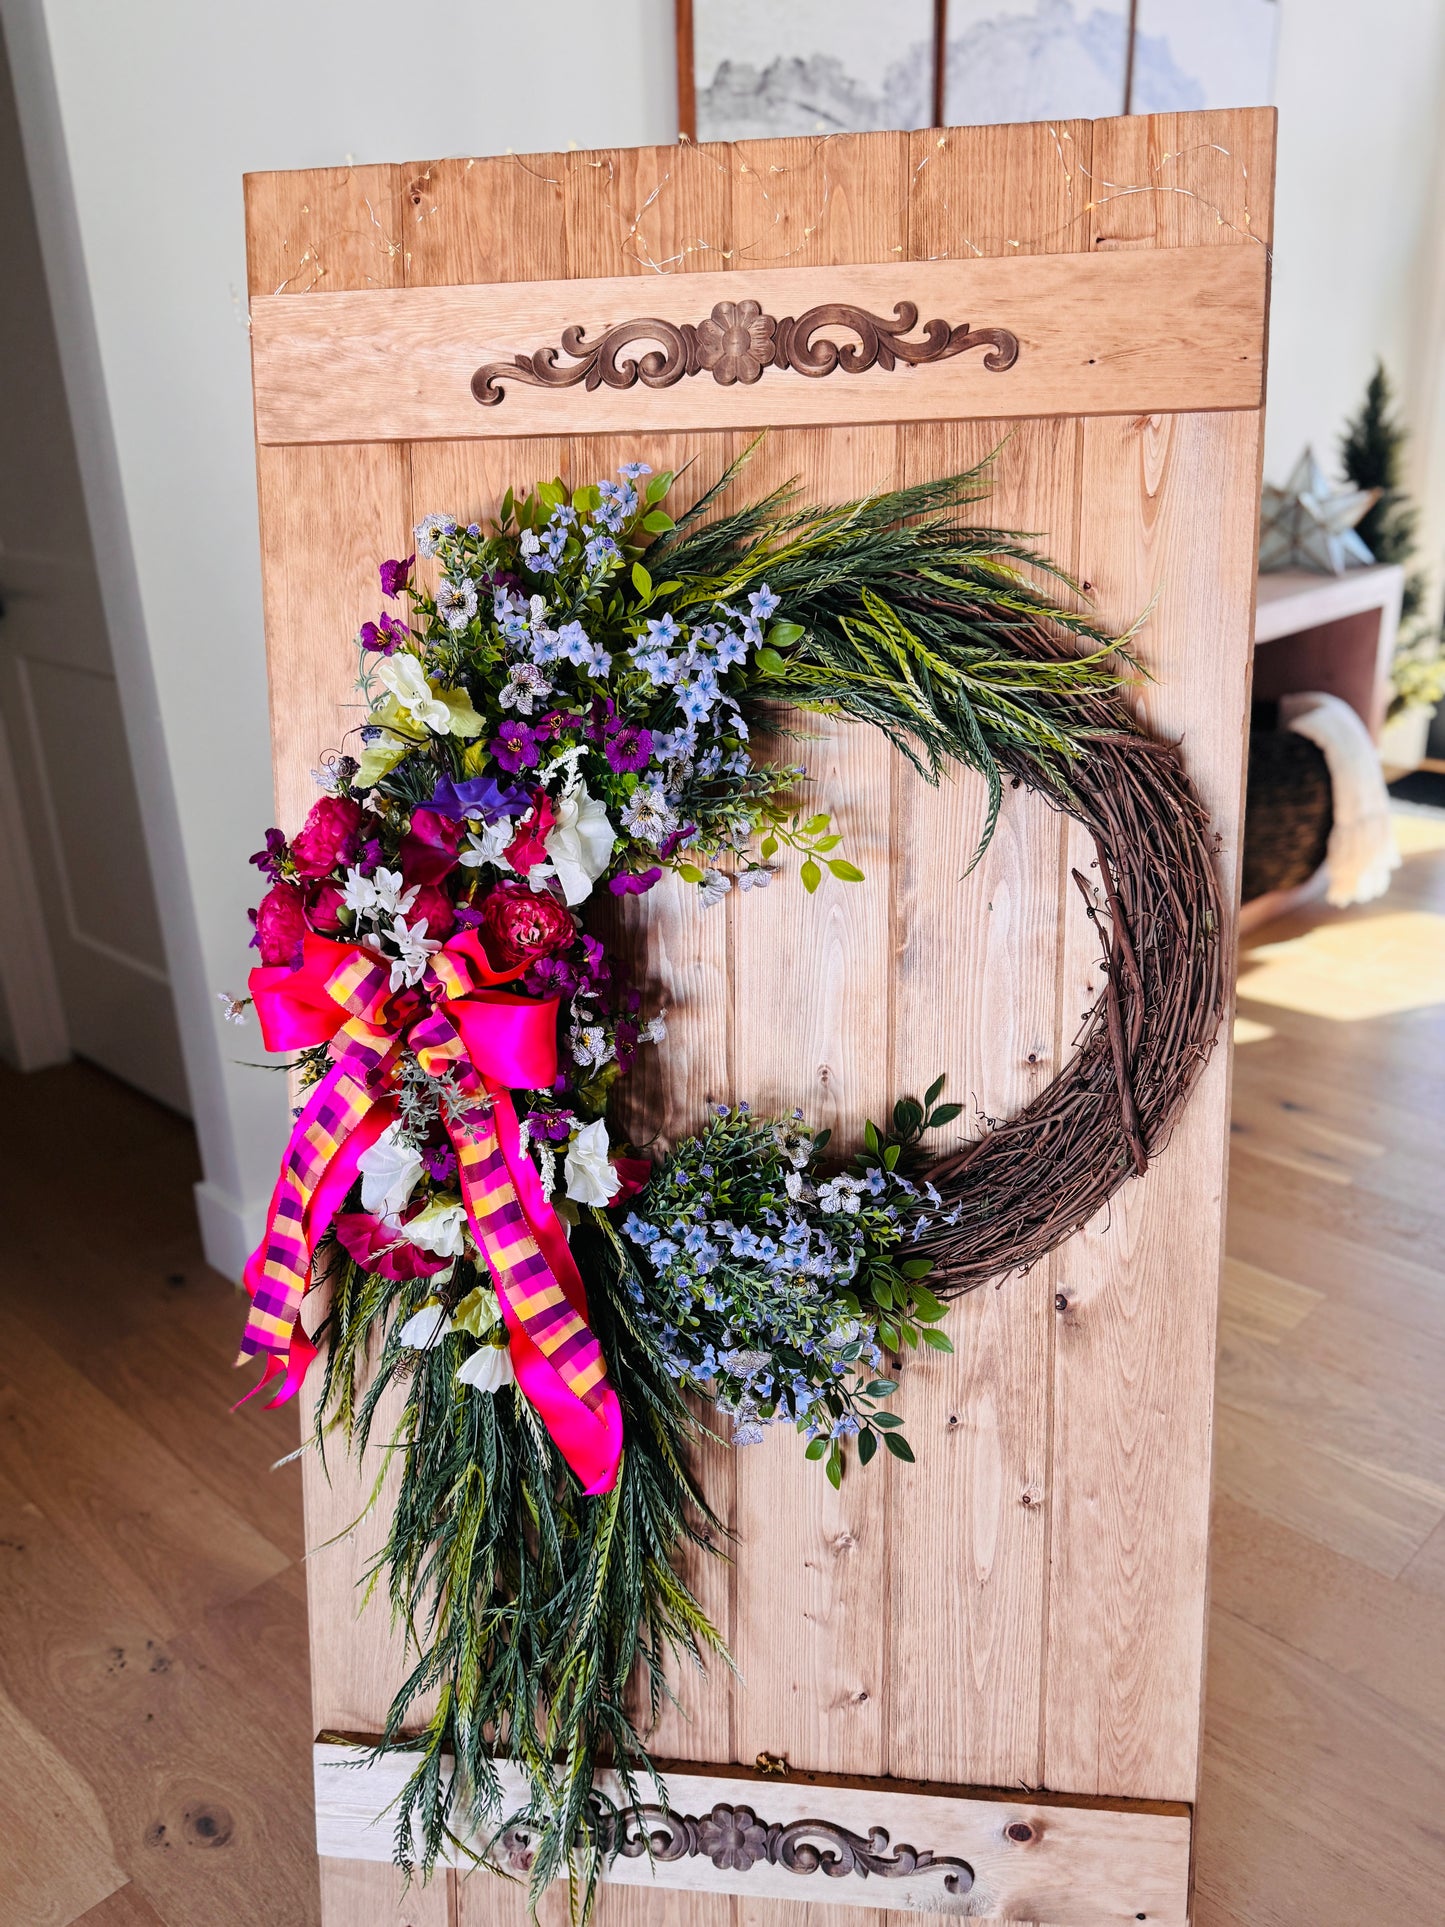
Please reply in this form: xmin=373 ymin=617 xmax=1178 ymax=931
xmin=316 ymin=1744 xmax=1191 ymax=1923
xmin=250 ymin=246 xmax=1268 ymax=446
xmin=240 ymin=111 xmax=1275 ymax=1925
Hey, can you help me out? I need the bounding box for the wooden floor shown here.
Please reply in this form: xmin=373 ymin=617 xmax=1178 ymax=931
xmin=2 ymin=810 xmax=1443 ymax=1926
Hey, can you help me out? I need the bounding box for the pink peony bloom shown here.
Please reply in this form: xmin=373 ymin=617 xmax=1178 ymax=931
xmin=306 ymin=880 xmax=347 ymax=933
xmin=406 ymin=883 xmax=456 ymax=941
xmin=289 ymin=795 xmax=364 ymax=880
xmin=254 ymin=882 xmax=308 ymax=966
xmin=478 ymin=878 xmax=575 ymax=969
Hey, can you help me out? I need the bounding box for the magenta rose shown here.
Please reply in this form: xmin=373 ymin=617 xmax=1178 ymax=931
xmin=289 ymin=795 xmax=364 ymax=880
xmin=478 ymin=879 xmax=575 ymax=969
xmin=399 ymin=806 xmax=463 ymax=885
xmin=255 ymin=882 xmax=308 ymax=966
xmin=306 ymin=880 xmax=347 ymax=934
xmin=406 ymin=883 xmax=456 ymax=941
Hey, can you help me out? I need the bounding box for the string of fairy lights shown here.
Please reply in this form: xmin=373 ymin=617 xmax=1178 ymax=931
xmin=262 ymin=122 xmax=1266 ymax=300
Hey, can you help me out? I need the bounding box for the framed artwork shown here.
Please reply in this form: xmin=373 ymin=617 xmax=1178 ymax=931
xmin=677 ymin=0 xmax=1278 ymax=140
xmin=679 ymin=0 xmax=944 ymax=143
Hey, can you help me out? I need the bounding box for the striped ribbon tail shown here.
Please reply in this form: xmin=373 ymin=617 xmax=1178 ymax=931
xmin=450 ymin=1096 xmax=623 ymax=1496
xmin=236 ymin=1060 xmax=391 ymax=1408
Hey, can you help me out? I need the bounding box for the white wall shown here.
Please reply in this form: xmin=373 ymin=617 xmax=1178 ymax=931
xmin=1265 ymin=0 xmax=1445 ymax=577
xmin=1 ymin=0 xmax=679 ymax=1276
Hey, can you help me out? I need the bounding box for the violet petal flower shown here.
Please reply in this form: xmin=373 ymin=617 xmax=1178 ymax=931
xmin=609 ymin=867 xmax=663 ymax=896
xmin=379 ymin=554 xmax=415 ymax=598
xmin=605 ymin=723 xmax=653 ymax=773
xmin=491 ymin=721 xmax=540 ymax=773
xmin=429 ymin=773 xmax=529 ymax=822
xmin=657 ymin=824 xmax=697 ymax=862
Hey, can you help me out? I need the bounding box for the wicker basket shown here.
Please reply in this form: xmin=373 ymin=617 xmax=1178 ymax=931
xmin=1241 ymin=712 xmax=1333 ymax=902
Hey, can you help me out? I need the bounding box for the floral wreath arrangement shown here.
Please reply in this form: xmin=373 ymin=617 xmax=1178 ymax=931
xmin=234 ymin=449 xmax=1224 ymax=1905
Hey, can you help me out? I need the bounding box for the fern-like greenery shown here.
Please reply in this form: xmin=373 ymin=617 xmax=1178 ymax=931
xmin=313 ymin=1224 xmax=727 ymax=1912
xmin=657 ymin=446 xmax=1136 ymax=859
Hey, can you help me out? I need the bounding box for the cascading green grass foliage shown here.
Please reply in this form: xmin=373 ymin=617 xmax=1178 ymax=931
xmin=661 ymin=446 xmax=1137 ymax=861
xmin=315 ymin=1240 xmax=728 ymax=1911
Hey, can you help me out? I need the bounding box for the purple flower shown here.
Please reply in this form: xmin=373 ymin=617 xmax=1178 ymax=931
xmin=585 ymin=695 xmax=618 ymax=742
xmin=609 ymin=867 xmax=663 ymax=896
xmin=249 ymin=826 xmax=289 ymax=881
xmin=379 ymin=554 xmax=414 ymax=598
xmin=605 ymin=723 xmax=653 ymax=772
xmin=421 ymin=1143 xmax=458 ymax=1183
xmin=526 ymin=955 xmax=575 ymax=996
xmin=657 ymin=823 xmax=697 ymax=862
xmin=429 ymin=773 xmax=528 ymax=822
xmin=576 ymin=933 xmax=610 ymax=989
xmin=359 ymin=837 xmax=384 ymax=872
xmin=359 ymin=610 xmax=409 ymax=655
xmin=532 ymin=1108 xmax=577 ymax=1142
xmin=492 ymin=719 xmax=540 ymax=772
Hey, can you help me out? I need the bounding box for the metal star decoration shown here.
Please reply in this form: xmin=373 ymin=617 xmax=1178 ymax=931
xmin=1259 ymin=447 xmax=1380 ymax=575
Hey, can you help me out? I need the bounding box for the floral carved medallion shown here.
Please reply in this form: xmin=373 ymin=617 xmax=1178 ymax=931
xmin=496 ymin=1801 xmax=975 ymax=1896
xmin=472 ymin=299 xmax=1020 ymax=405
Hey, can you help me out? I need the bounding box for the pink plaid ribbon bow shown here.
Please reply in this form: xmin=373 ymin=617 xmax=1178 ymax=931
xmin=238 ymin=930 xmax=623 ymax=1495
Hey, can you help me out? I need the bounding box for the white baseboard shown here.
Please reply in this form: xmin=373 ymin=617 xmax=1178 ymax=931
xmin=194 ymin=1178 xmax=268 ymax=1284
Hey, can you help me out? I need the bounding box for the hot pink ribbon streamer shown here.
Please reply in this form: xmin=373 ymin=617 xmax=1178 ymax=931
xmin=239 ymin=930 xmax=623 ymax=1492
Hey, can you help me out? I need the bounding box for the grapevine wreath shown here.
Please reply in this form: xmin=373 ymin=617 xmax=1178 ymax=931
xmin=235 ymin=449 xmax=1224 ymax=1902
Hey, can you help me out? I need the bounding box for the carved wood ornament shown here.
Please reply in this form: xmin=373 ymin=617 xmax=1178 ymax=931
xmin=495 ymin=1800 xmax=975 ymax=1897
xmin=472 ymin=299 xmax=1020 ymax=406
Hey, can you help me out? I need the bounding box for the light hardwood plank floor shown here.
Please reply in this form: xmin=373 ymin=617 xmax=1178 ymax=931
xmin=0 ymin=810 xmax=1441 ymax=1925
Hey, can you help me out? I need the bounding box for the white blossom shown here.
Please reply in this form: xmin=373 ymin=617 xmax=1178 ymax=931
xmin=458 ymin=819 xmax=516 ymax=870
xmin=398 ymin=1196 xmax=467 ymax=1258
xmin=564 ymin=1118 xmax=621 ymax=1206
xmin=369 ymin=867 xmax=417 ymax=916
xmin=375 ymin=652 xmax=452 ymax=732
xmin=357 ymin=1123 xmax=424 ymax=1217
xmin=386 ymin=916 xmax=441 ymax=991
xmin=545 ymin=776 xmax=616 ymax=906
xmin=457 ymin=1342 xmax=516 ymax=1394
xmin=396 ymin=1303 xmax=453 ymax=1349
xmin=341 ymin=867 xmax=379 ymax=915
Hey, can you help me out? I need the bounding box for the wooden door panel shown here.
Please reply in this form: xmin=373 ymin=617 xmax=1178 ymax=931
xmin=243 ymin=108 xmax=1274 ymax=1924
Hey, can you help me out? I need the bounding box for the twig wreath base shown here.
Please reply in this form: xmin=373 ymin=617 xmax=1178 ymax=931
xmin=234 ymin=448 xmax=1223 ymax=1904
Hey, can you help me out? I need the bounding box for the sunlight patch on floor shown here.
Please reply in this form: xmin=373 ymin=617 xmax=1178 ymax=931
xmin=1236 ymin=909 xmax=1445 ymax=1021
xmin=1233 ymin=1015 xmax=1276 ymax=1045
xmin=1391 ymin=804 xmax=1445 ymax=857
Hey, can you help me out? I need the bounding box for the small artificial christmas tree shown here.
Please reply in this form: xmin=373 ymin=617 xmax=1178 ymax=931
xmin=1339 ymin=361 xmax=1422 ymax=619
xmin=1340 ymin=362 xmax=1444 ymax=718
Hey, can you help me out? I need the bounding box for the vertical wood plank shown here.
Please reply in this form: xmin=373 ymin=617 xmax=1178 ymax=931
xmin=246 ymin=164 xmax=452 ymax=1927
xmin=722 ymin=138 xmax=905 ymax=1839
xmin=442 ymin=142 xmax=747 ymax=1927
xmin=885 ymin=119 xmax=1094 ymax=1798
xmin=556 ymin=142 xmax=742 ymax=1790
xmin=1041 ymin=108 xmax=1276 ymax=1802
